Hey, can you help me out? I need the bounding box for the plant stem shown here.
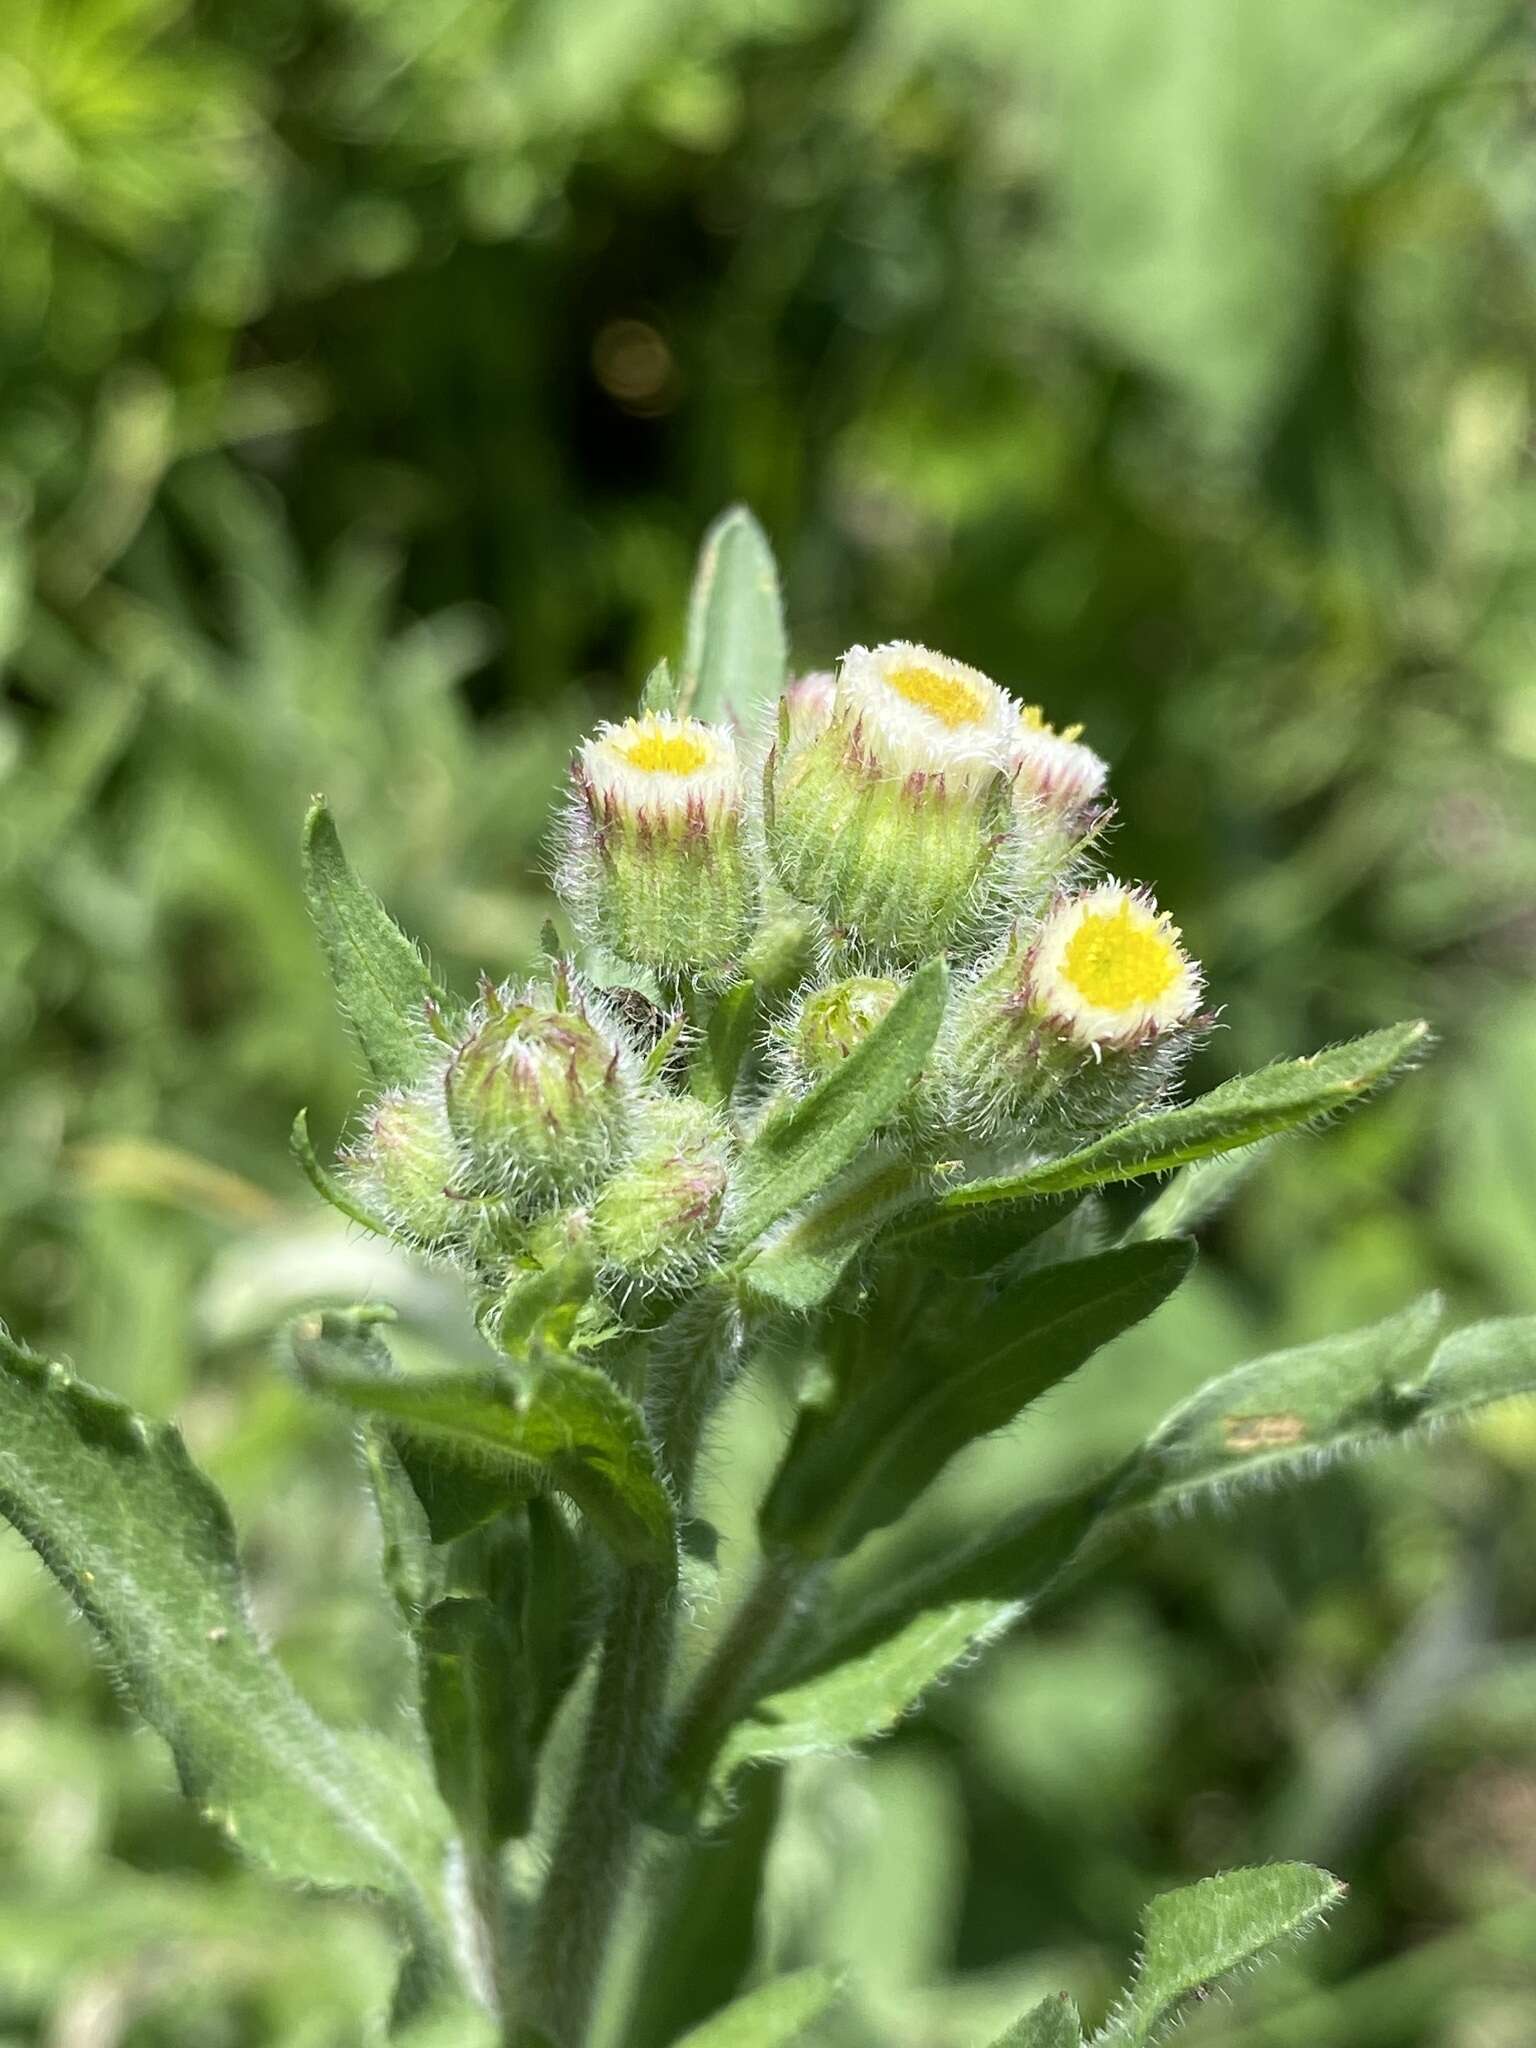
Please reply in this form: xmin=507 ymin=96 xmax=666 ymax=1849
xmin=519 ymin=1556 xmax=677 ymax=2046
xmin=664 ymin=1547 xmax=818 ymax=1811
xmin=519 ymin=1308 xmax=732 ymax=2046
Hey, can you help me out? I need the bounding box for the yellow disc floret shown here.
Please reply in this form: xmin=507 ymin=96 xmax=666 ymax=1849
xmin=1061 ymin=900 xmax=1182 ymax=1012
xmin=886 ymin=662 xmax=993 ymax=730
xmin=620 ymin=723 xmax=712 ymax=777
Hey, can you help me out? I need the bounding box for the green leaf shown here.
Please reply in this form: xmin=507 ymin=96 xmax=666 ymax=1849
xmin=937 ymin=1022 xmax=1429 ymax=1206
xmin=878 ymin=1187 xmax=1081 ymax=1278
xmin=677 ymin=505 xmax=787 ymax=727
xmin=991 ymin=1993 xmax=1083 ymax=2048
xmin=419 ymin=1594 xmax=531 ymax=1848
xmin=731 ymin=960 xmax=948 ymax=1249
xmin=641 ymin=655 xmax=680 ymax=714
xmin=702 ymin=979 xmax=759 ymax=1105
xmin=761 ymin=1240 xmax=1194 ymax=1556
xmin=624 ymin=1772 xmax=783 ymax=2048
xmin=745 ymin=1153 xmax=926 ymax=1311
xmin=713 ymin=1601 xmax=1007 ymax=1796
xmin=1101 ymin=1863 xmax=1344 ymax=2044
xmin=294 ymin=1327 xmax=677 ymax=1565
xmin=668 ymin=1967 xmax=841 ymax=2047
xmin=0 ymin=1329 xmax=458 ymax=1974
xmin=1117 ymin=1295 xmax=1536 ymax=1519
xmin=290 ymin=1107 xmax=392 ymax=1238
xmin=302 ymin=798 xmax=443 ymax=1089
xmin=292 ymin=1307 xmax=512 ymax=1544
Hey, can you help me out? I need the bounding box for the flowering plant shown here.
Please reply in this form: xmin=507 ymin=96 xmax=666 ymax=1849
xmin=2 ymin=511 xmax=1534 ymax=2048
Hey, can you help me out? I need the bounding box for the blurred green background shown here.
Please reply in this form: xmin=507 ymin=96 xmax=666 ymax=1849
xmin=4 ymin=0 xmax=1536 ymax=2041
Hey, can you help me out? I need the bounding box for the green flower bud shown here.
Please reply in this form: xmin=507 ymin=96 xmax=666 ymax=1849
xmin=780 ymin=975 xmax=903 ymax=1091
xmin=561 ymin=712 xmax=754 ymax=983
xmin=943 ymin=883 xmax=1205 ymax=1140
xmin=444 ymin=981 xmax=633 ymax=1208
xmin=765 ymin=641 xmax=1016 ymax=966
xmin=344 ymin=1086 xmax=466 ymax=1252
xmin=591 ymin=1096 xmax=730 ymax=1289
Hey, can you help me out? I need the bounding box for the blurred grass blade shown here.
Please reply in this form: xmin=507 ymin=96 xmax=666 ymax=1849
xmin=293 ymin=1318 xmax=677 ymax=1563
xmin=678 ymin=505 xmax=787 ymax=727
xmin=669 ymin=1966 xmax=841 ymax=2047
xmin=302 ymin=798 xmax=443 ymax=1089
xmin=0 ymin=1329 xmax=459 ymax=1981
xmin=761 ymin=1240 xmax=1194 ymax=1556
xmin=730 ymin=959 xmax=947 ymax=1248
xmin=1099 ymin=1864 xmax=1344 ymax=2044
xmin=938 ymin=1022 xmax=1429 ymax=1206
xmin=992 ymin=1994 xmax=1083 ymax=2047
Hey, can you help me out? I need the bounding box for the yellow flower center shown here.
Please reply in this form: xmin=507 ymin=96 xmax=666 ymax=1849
xmin=621 ymin=728 xmax=712 ymax=776
xmin=886 ymin=664 xmax=989 ymax=730
xmin=1061 ymin=903 xmax=1182 ymax=1011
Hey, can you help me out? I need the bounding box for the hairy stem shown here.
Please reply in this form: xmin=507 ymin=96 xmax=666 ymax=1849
xmin=519 ymin=1557 xmax=677 ymax=2046
xmin=665 ymin=1547 xmax=819 ymax=1811
xmin=519 ymin=1307 xmax=735 ymax=2045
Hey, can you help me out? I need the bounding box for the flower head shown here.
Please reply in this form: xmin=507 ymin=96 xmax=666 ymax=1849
xmin=1027 ymin=884 xmax=1202 ymax=1049
xmin=562 ymin=712 xmax=754 ymax=982
xmin=764 ymin=641 xmax=1018 ymax=966
xmin=591 ymin=1095 xmax=731 ymax=1291
xmin=941 ymin=883 xmax=1205 ymax=1141
xmin=444 ymin=978 xmax=635 ymax=1208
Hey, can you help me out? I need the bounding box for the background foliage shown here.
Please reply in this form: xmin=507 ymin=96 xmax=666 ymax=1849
xmin=3 ymin=0 xmax=1536 ymax=2041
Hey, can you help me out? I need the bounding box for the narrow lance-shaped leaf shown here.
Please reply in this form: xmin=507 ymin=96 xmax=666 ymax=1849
xmin=303 ymin=798 xmax=443 ymax=1090
xmin=745 ymin=1152 xmax=927 ymax=1312
xmin=708 ymin=1600 xmax=1010 ymax=1809
xmin=668 ymin=1966 xmax=842 ymax=2048
xmin=936 ymin=1021 xmax=1428 ymax=1208
xmin=1115 ymin=1294 xmax=1536 ymax=1519
xmin=419 ymin=1593 xmax=531 ymax=1848
xmin=294 ymin=1323 xmax=677 ymax=1565
xmin=0 ymin=1329 xmax=459 ymax=1986
xmin=1099 ymin=1864 xmax=1344 ymax=2045
xmin=678 ymin=505 xmax=787 ymax=727
xmin=731 ymin=959 xmax=948 ymax=1249
xmin=991 ymin=1994 xmax=1083 ymax=2048
xmin=762 ymin=1239 xmax=1195 ymax=1557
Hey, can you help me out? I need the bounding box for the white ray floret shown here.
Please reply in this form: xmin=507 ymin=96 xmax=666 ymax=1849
xmin=1028 ymin=882 xmax=1203 ymax=1049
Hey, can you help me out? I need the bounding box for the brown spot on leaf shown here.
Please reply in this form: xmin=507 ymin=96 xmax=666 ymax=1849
xmin=1222 ymin=1412 xmax=1309 ymax=1453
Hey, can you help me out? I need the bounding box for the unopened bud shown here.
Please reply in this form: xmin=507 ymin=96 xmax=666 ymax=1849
xmin=780 ymin=975 xmax=903 ymax=1091
xmin=344 ymin=1087 xmax=466 ymax=1251
xmin=591 ymin=1096 xmax=731 ymax=1288
xmin=561 ymin=712 xmax=754 ymax=982
xmin=444 ymin=981 xmax=633 ymax=1207
xmin=765 ymin=641 xmax=1016 ymax=965
xmin=944 ymin=883 xmax=1204 ymax=1139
